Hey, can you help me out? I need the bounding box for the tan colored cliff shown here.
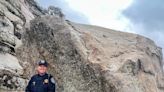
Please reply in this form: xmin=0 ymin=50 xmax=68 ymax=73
xmin=0 ymin=0 xmax=164 ymax=92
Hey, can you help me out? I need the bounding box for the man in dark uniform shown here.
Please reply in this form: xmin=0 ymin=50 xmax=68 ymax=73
xmin=26 ymin=60 xmax=56 ymax=92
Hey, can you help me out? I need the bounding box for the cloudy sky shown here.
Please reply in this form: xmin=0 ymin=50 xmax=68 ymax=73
xmin=36 ymin=0 xmax=164 ymax=58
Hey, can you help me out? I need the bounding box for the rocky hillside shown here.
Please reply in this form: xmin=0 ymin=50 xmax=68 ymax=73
xmin=0 ymin=0 xmax=164 ymax=92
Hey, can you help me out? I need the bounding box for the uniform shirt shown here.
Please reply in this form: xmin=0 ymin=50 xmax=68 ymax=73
xmin=25 ymin=73 xmax=56 ymax=92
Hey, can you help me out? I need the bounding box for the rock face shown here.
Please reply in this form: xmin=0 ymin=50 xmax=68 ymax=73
xmin=0 ymin=0 xmax=164 ymax=92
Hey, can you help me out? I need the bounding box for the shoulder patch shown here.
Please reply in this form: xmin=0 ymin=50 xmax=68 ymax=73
xmin=32 ymin=81 xmax=36 ymax=86
xmin=50 ymin=77 xmax=55 ymax=84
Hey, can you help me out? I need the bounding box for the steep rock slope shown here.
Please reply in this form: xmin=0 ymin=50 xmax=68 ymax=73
xmin=0 ymin=0 xmax=36 ymax=90
xmin=0 ymin=0 xmax=164 ymax=92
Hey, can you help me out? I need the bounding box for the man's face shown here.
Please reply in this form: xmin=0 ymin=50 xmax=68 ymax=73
xmin=37 ymin=65 xmax=47 ymax=74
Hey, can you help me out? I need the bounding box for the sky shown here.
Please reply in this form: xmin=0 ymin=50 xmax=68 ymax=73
xmin=36 ymin=0 xmax=164 ymax=60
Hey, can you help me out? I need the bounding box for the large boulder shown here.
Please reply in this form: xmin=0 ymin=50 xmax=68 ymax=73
xmin=0 ymin=0 xmax=36 ymax=91
xmin=22 ymin=15 xmax=164 ymax=92
xmin=0 ymin=0 xmax=164 ymax=92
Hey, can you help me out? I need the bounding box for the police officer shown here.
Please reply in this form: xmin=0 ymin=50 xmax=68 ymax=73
xmin=26 ymin=60 xmax=56 ymax=92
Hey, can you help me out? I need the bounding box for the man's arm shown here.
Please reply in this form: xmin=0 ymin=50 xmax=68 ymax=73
xmin=48 ymin=76 xmax=56 ymax=92
xmin=25 ymin=78 xmax=32 ymax=92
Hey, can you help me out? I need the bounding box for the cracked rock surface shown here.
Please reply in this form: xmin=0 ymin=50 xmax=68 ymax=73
xmin=0 ymin=0 xmax=164 ymax=92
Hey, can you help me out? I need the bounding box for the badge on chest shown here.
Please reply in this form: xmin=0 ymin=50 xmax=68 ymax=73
xmin=43 ymin=79 xmax=49 ymax=84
